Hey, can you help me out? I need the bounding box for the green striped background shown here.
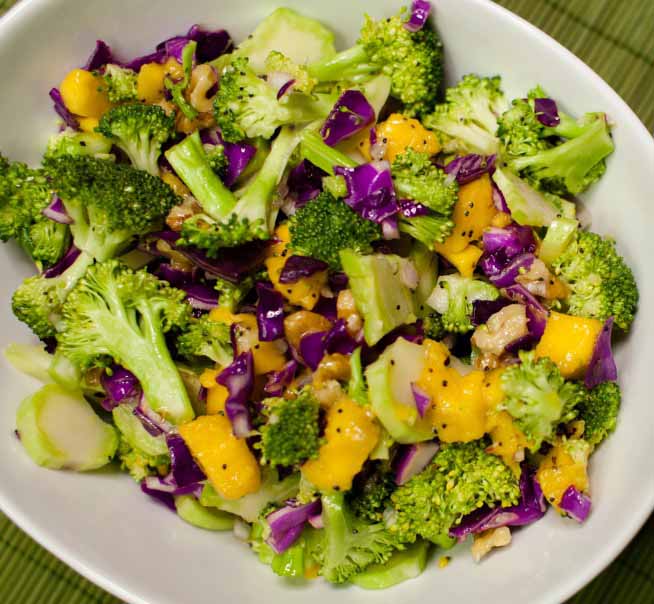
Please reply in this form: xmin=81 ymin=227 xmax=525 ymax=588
xmin=0 ymin=0 xmax=652 ymax=602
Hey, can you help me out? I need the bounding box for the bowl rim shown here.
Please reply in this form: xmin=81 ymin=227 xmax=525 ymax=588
xmin=0 ymin=1 xmax=653 ymax=603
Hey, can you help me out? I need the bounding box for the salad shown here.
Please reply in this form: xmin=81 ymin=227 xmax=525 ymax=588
xmin=0 ymin=0 xmax=638 ymax=589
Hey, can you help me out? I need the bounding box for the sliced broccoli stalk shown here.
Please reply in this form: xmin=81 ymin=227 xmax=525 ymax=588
xmin=577 ymin=381 xmax=620 ymax=446
xmin=492 ymin=166 xmax=575 ymax=227
xmin=164 ymin=41 xmax=198 ymax=120
xmin=57 ymin=261 xmax=194 ymax=425
xmin=4 ymin=342 xmax=55 ymax=383
xmin=340 ymin=250 xmax=417 ymax=345
xmin=102 ymin=64 xmax=138 ymax=103
xmin=174 ymin=495 xmax=234 ymax=531
xmin=16 ymin=383 xmax=118 ymax=471
xmin=321 ymin=174 xmax=348 ymax=198
xmin=539 ymin=217 xmax=579 ymax=266
xmin=226 ymin=7 xmax=336 ymax=74
xmin=410 ymin=241 xmax=439 ymax=317
xmin=97 ymin=103 xmax=175 ymax=176
xmin=299 ymin=130 xmax=358 ymax=175
xmin=350 ymin=540 xmax=429 ymax=589
xmin=264 ymin=51 xmax=317 ymax=95
xmin=426 ymin=274 xmax=499 ymax=334
xmin=399 ymin=214 xmax=455 ymax=249
xmin=44 ymin=129 xmax=113 ymax=161
xmin=365 ymin=338 xmax=434 ymax=444
xmin=112 ymin=404 xmax=169 ymax=458
xmin=199 ymin=469 xmax=300 ymax=523
xmin=48 ymin=350 xmax=82 ymax=391
xmin=348 ymin=347 xmax=368 ymax=406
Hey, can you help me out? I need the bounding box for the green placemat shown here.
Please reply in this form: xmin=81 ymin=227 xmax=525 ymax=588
xmin=0 ymin=0 xmax=652 ymax=602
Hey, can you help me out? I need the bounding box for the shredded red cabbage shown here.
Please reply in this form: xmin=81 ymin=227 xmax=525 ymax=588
xmin=502 ymin=284 xmax=548 ymax=338
xmin=266 ymin=499 xmax=321 ymax=553
xmin=534 ymin=97 xmax=560 ymax=127
xmin=264 ymin=360 xmax=299 ymax=397
xmin=255 ymin=282 xmax=285 ymax=341
xmin=444 ymin=154 xmax=496 ymax=185
xmin=278 ymin=255 xmax=328 ymax=284
xmin=410 ymin=383 xmax=432 ymax=418
xmin=100 ymin=365 xmax=140 ymax=411
xmin=166 ymin=433 xmax=206 ymax=487
xmin=217 ymin=351 xmax=254 ymax=438
xmin=324 ymin=319 xmax=360 ymax=355
xmin=42 ymin=245 xmax=81 ymax=279
xmin=200 ymin=128 xmax=256 ymax=187
xmin=140 ymin=479 xmax=176 ymax=511
xmin=183 ymin=283 xmax=219 ymax=310
xmin=471 ymin=299 xmax=512 ymax=326
xmin=559 ymin=485 xmax=591 ymax=523
xmin=49 ymin=88 xmax=79 ymax=131
xmin=399 ymin=199 xmax=431 ymax=218
xmin=488 ymin=253 xmax=535 ymax=288
xmin=286 ymin=160 xmax=325 ymax=206
xmin=404 ymin=0 xmax=432 ymax=32
xmin=42 ymin=194 xmax=73 ymax=225
xmin=82 ymin=40 xmax=115 ymax=71
xmin=321 ymin=90 xmax=375 ymax=147
xmin=394 ymin=441 xmax=440 ymax=485
xmin=299 ymin=331 xmax=328 ymax=371
xmin=585 ymin=317 xmax=617 ymax=388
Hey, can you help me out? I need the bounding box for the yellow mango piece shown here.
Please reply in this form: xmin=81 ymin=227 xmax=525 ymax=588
xmin=536 ymin=441 xmax=589 ymax=508
xmin=208 ymin=307 xmax=239 ymax=324
xmin=535 ymin=311 xmax=603 ymax=379
xmin=161 ymin=171 xmax=190 ymax=196
xmin=199 ymin=369 xmax=220 ymax=389
xmin=206 ymin=384 xmax=229 ymax=415
xmin=137 ymin=62 xmax=167 ymax=103
xmin=481 ymin=368 xmax=506 ymax=410
xmin=435 ymin=174 xmax=496 ymax=255
xmin=232 ymin=314 xmax=287 ymax=375
xmin=490 ymin=212 xmax=513 ymax=228
xmin=179 ymin=415 xmax=261 ymax=500
xmin=78 ymin=116 xmax=99 ymax=133
xmin=485 ymin=410 xmax=527 ymax=476
xmin=60 ymin=69 xmax=112 ymax=118
xmin=436 ymin=244 xmax=483 ymax=278
xmin=375 ymin=113 xmax=441 ymax=162
xmin=164 ymin=57 xmax=185 ymax=80
xmin=302 ymin=398 xmax=380 ymax=491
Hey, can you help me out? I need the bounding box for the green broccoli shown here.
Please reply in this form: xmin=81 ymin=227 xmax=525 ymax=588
xmin=259 ymin=388 xmax=322 ymax=468
xmin=423 ymin=75 xmax=508 ymax=155
xmin=422 ymin=313 xmax=445 ymax=340
xmin=307 ymin=5 xmax=443 ymax=116
xmin=310 ymin=492 xmax=402 ymax=584
xmin=43 ymin=129 xmax=113 ymax=161
xmin=0 ymin=156 xmax=70 ymax=269
xmin=298 ymin=129 xmax=358 ymax=175
xmin=551 ymin=230 xmax=638 ymax=331
xmin=426 ymin=274 xmax=499 ymax=333
xmin=348 ymin=347 xmax=368 ymax=406
xmin=96 ymin=103 xmax=175 ymax=175
xmin=501 ymin=350 xmax=586 ymax=450
xmin=164 ymin=40 xmax=198 ymax=120
xmin=264 ymin=51 xmax=317 ymax=95
xmin=288 ymin=192 xmax=381 ymax=271
xmin=250 ymin=518 xmax=311 ymax=578
xmin=214 ymin=56 xmax=335 ymax=143
xmin=167 ymin=127 xmax=302 ymax=255
xmin=214 ymin=273 xmax=259 ymax=312
xmin=56 ymin=260 xmax=194 ymax=425
xmin=347 ymin=461 xmax=396 ymax=523
xmin=204 ymin=143 xmax=228 ymax=178
xmin=389 ymin=441 xmax=520 ymax=546
xmin=576 ymin=381 xmax=621 ymax=447
xmin=176 ymin=315 xmax=233 ymax=367
xmin=102 ymin=64 xmax=138 ymax=103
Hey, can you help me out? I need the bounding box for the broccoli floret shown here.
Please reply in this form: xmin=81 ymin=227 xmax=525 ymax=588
xmin=310 ymin=492 xmax=402 ymax=584
xmin=264 ymin=51 xmax=317 ymax=95
xmin=45 ymin=155 xmax=179 ymax=261
xmin=57 ymin=260 xmax=194 ymax=425
xmin=96 ymin=103 xmax=175 ymax=176
xmin=213 ymin=273 xmax=258 ymax=312
xmin=168 ymin=127 xmax=301 ymax=255
xmin=204 ymin=143 xmax=228 ymax=178
xmin=0 ymin=157 xmax=70 ymax=269
xmin=176 ymin=315 xmax=233 ymax=367
xmin=43 ymin=129 xmax=113 ymax=161
xmin=576 ymin=381 xmax=621 ymax=446
xmin=426 ymin=274 xmax=499 ymax=333
xmin=214 ymin=57 xmax=334 ymax=143
xmin=347 ymin=461 xmax=396 ymax=523
xmin=117 ymin=439 xmax=169 ymax=481
xmin=501 ymin=350 xmax=586 ymax=450
xmin=399 ymin=214 xmax=455 ymax=249
xmin=423 ymin=75 xmax=507 ymax=155
xmin=288 ymin=192 xmax=381 ymax=271
xmin=307 ymin=6 xmax=443 ymax=116
xmin=389 ymin=441 xmax=520 ymax=546
xmin=551 ymin=230 xmax=638 ymax=331
xmin=102 ymin=64 xmax=138 ymax=103
xmin=259 ymin=388 xmax=322 ymax=468
xmin=422 ymin=313 xmax=445 ymax=340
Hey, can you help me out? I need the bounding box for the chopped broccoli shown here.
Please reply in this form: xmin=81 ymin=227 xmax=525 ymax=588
xmin=307 ymin=6 xmax=443 ymax=116
xmin=0 ymin=156 xmax=70 ymax=269
xmin=204 ymin=143 xmax=228 ymax=178
xmin=310 ymin=492 xmax=402 ymax=584
xmin=551 ymin=230 xmax=638 ymax=331
xmin=264 ymin=50 xmax=317 ymax=95
xmin=423 ymin=75 xmax=508 ymax=155
xmin=259 ymin=388 xmax=322 ymax=468
xmin=298 ymin=129 xmax=358 ymax=175
xmin=399 ymin=214 xmax=455 ymax=250
xmin=576 ymin=381 xmax=621 ymax=446
xmin=168 ymin=127 xmax=302 ymax=255
xmin=96 ymin=103 xmax=175 ymax=175
xmin=422 ymin=313 xmax=445 ymax=340
xmin=214 ymin=57 xmax=334 ymax=143
xmin=214 ymin=273 xmax=258 ymax=312
xmin=426 ymin=274 xmax=499 ymax=333
xmin=102 ymin=64 xmax=138 ymax=103
xmin=288 ymin=192 xmax=381 ymax=270
xmin=43 ymin=129 xmax=113 ymax=161
xmin=389 ymin=441 xmax=520 ymax=545
xmin=164 ymin=40 xmax=198 ymax=120
xmin=57 ymin=261 xmax=194 ymax=425
xmin=176 ymin=315 xmax=233 ymax=367
xmin=347 ymin=461 xmax=396 ymax=523
xmin=501 ymin=350 xmax=586 ymax=450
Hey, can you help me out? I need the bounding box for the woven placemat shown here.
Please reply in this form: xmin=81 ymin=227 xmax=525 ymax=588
xmin=0 ymin=0 xmax=652 ymax=602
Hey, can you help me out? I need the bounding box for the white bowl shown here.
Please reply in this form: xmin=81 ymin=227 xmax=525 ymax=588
xmin=1 ymin=1 xmax=653 ymax=603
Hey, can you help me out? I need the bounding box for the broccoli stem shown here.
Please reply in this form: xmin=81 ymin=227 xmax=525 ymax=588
xmin=300 ymin=130 xmax=358 ymax=175
xmin=321 ymin=492 xmax=349 ymax=569
xmin=165 ymin=131 xmax=237 ymax=221
xmin=307 ymin=45 xmax=377 ymax=81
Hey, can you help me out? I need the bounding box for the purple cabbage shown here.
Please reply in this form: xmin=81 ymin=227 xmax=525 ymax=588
xmin=299 ymin=331 xmax=328 ymax=371
xmin=404 ymin=0 xmax=432 ymax=32
xmin=49 ymin=88 xmax=79 ymax=130
xmin=534 ymin=98 xmax=560 ymax=127
xmin=166 ymin=433 xmax=205 ymax=487
xmin=394 ymin=441 xmax=440 ymax=485
xmin=100 ymin=365 xmax=140 ymax=411
xmin=444 ymin=154 xmax=496 ymax=185
xmin=276 ymin=79 xmax=296 ymax=100
xmin=559 ymin=486 xmax=591 ymax=523
xmin=585 ymin=317 xmax=617 ymax=388
xmin=488 ymin=253 xmax=535 ymax=288
xmin=141 ymin=479 xmax=176 ymax=511
xmin=217 ymin=351 xmax=254 ymax=437
xmin=278 ymin=255 xmax=328 ymax=284
xmin=264 ymin=360 xmax=299 ymax=397
xmin=256 ymin=282 xmax=285 ymax=342
xmin=410 ymin=383 xmax=431 ymax=418
xmin=200 ymin=128 xmax=256 ymax=188
xmin=492 ymin=180 xmax=509 ymax=213
xmin=471 ymin=299 xmax=512 ymax=327
xmin=286 ymin=160 xmax=325 ymax=205
xmin=266 ymin=500 xmax=321 ymax=553
xmin=334 ymin=162 xmax=399 ymax=223
xmin=185 ymin=25 xmax=234 ymax=63
xmin=321 ymin=90 xmax=375 ymax=146
xmin=450 ymin=468 xmax=546 ymax=540
xmin=42 ymin=245 xmax=81 ymax=279
xmin=123 ymin=50 xmax=167 ymax=72
xmin=43 ymin=195 xmax=73 ymax=225
xmin=183 ymin=283 xmax=219 ymax=310
xmin=134 ymin=398 xmax=174 ymax=436
xmin=381 ymin=216 xmax=400 ymax=240
xmin=399 ymin=199 xmax=430 ymax=218
xmin=482 ymin=225 xmax=536 ymax=258
xmin=502 ymin=283 xmax=548 ymax=338
xmin=83 ymin=40 xmax=114 ymax=71
xmin=313 ymin=296 xmax=338 ymax=322
xmin=324 ymin=319 xmax=359 ymax=355
xmin=153 ymin=263 xmax=195 ymax=288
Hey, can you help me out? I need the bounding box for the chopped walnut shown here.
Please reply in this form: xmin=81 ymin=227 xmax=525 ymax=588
xmin=283 ymin=311 xmax=332 ymax=351
xmin=516 ymin=258 xmax=567 ymax=299
xmin=314 ymin=353 xmax=351 ymax=386
xmin=471 ymin=527 xmax=512 ymax=562
xmin=337 ymin=289 xmax=363 ymax=336
xmin=312 ymin=379 xmax=343 ymax=407
xmin=166 ymin=195 xmax=203 ymax=231
xmin=189 ymin=64 xmax=218 ymax=113
xmin=471 ymin=304 xmax=528 ymax=357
